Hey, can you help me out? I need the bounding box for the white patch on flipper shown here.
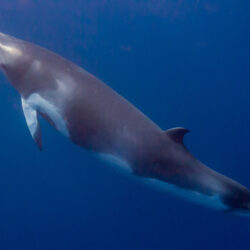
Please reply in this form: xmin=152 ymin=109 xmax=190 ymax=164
xmin=21 ymin=97 xmax=39 ymax=138
xmin=24 ymin=93 xmax=69 ymax=137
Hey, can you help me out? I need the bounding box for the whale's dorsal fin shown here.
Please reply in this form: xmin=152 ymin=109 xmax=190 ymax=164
xmin=21 ymin=97 xmax=42 ymax=150
xmin=165 ymin=127 xmax=189 ymax=144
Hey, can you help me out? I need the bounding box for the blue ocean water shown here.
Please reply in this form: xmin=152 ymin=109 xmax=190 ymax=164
xmin=0 ymin=1 xmax=249 ymax=249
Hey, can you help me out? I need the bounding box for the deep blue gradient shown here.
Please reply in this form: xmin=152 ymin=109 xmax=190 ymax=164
xmin=0 ymin=1 xmax=249 ymax=249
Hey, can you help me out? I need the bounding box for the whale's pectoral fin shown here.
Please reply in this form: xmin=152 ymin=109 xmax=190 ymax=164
xmin=21 ymin=97 xmax=42 ymax=150
xmin=165 ymin=127 xmax=189 ymax=144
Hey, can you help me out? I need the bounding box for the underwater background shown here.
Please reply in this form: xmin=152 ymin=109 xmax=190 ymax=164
xmin=0 ymin=0 xmax=249 ymax=249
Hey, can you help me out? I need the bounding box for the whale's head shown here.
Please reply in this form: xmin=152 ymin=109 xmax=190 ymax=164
xmin=0 ymin=32 xmax=34 ymax=92
xmin=0 ymin=32 xmax=24 ymax=68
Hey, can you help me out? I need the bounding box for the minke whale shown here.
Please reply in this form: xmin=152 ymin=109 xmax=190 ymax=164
xmin=0 ymin=32 xmax=249 ymax=216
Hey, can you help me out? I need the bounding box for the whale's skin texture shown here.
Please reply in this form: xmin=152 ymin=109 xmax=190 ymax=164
xmin=0 ymin=32 xmax=249 ymax=216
